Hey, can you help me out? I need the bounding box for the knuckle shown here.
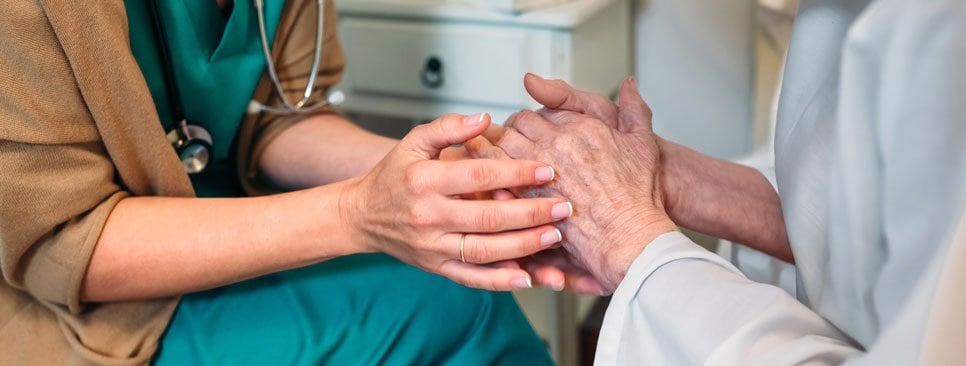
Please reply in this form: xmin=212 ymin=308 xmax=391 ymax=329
xmin=498 ymin=133 xmax=526 ymax=157
xmin=463 ymin=136 xmax=485 ymax=153
xmin=482 ymin=147 xmax=506 ymax=160
xmin=517 ymin=164 xmax=534 ymax=185
xmin=408 ymin=202 xmax=437 ymax=227
xmin=539 ymin=109 xmax=566 ymax=125
xmin=467 ymin=241 xmax=491 ymax=264
xmin=518 ymin=234 xmax=540 ymax=255
xmin=529 ymin=204 xmax=547 ymax=225
xmin=516 ymin=111 xmax=538 ymax=128
xmin=468 ymin=165 xmax=495 ymax=188
xmin=504 ymin=112 xmax=521 ymax=128
xmin=438 ymin=113 xmax=462 ymax=130
xmin=403 ymin=164 xmax=431 ymax=194
xmin=477 ymin=206 xmax=506 ymax=232
xmin=433 ymin=120 xmax=450 ymax=143
xmin=560 ymin=90 xmax=579 ymax=110
xmin=502 ymin=144 xmax=524 ymax=160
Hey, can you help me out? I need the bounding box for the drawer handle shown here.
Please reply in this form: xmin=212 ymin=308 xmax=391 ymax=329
xmin=421 ymin=56 xmax=444 ymax=89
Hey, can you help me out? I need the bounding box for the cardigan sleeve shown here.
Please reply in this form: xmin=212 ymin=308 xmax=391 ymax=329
xmin=236 ymin=0 xmax=347 ymax=196
xmin=0 ymin=1 xmax=130 ymax=313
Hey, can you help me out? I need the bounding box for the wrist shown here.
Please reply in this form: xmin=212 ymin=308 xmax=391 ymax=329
xmin=600 ymin=213 xmax=678 ymax=289
xmin=334 ymin=177 xmax=378 ymax=255
xmin=657 ymin=137 xmax=696 ymax=224
xmin=256 ymin=181 xmax=367 ymax=266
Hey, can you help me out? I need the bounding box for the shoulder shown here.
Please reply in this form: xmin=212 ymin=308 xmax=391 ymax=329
xmin=0 ymin=1 xmax=131 ymax=144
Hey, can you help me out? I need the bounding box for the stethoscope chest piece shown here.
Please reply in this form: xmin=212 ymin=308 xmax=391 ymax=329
xmin=149 ymin=0 xmax=336 ymax=174
xmin=167 ymin=120 xmax=213 ymax=174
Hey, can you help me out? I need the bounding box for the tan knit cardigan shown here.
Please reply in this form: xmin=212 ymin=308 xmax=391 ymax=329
xmin=5 ymin=1 xmax=966 ymax=365
xmin=0 ymin=0 xmax=343 ymax=364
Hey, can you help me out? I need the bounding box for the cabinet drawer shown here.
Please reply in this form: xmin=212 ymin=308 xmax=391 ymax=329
xmin=340 ymin=19 xmax=533 ymax=107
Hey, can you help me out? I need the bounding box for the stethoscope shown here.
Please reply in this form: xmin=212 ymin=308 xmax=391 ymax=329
xmin=148 ymin=0 xmax=345 ymax=174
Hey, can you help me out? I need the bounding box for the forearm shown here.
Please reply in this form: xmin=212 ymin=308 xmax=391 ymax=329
xmin=660 ymin=139 xmax=793 ymax=262
xmin=259 ymin=114 xmax=397 ymax=190
xmin=81 ymin=181 xmax=364 ymax=302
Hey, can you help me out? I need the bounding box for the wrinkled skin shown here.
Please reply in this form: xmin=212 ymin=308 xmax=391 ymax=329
xmin=458 ymin=135 xmax=606 ymax=294
xmin=494 ymin=75 xmax=679 ymax=293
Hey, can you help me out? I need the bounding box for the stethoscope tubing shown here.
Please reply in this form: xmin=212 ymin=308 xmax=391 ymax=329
xmin=252 ymin=0 xmax=331 ymax=114
xmin=148 ymin=0 xmax=336 ymax=173
xmin=147 ymin=0 xmax=188 ymax=125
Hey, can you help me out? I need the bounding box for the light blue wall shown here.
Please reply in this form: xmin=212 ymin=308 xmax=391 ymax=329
xmin=635 ymin=0 xmax=756 ymax=159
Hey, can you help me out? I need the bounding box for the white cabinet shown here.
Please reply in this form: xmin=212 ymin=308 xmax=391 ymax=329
xmin=336 ymin=0 xmax=632 ymax=124
xmin=342 ymin=20 xmax=534 ymax=108
xmin=335 ymin=1 xmax=631 ymax=364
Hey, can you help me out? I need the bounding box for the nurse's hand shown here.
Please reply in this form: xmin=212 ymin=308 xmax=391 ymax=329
xmin=342 ymin=113 xmax=571 ymax=291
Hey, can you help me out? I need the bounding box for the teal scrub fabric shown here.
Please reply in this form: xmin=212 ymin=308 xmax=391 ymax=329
xmin=125 ymin=0 xmax=284 ymax=198
xmin=154 ymin=254 xmax=552 ymax=365
xmin=125 ymin=0 xmax=283 ymax=161
xmin=124 ymin=1 xmax=553 ymax=364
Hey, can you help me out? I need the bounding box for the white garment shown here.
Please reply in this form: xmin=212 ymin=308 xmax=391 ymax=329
xmin=717 ymin=0 xmax=798 ymax=295
xmin=597 ymin=0 xmax=966 ymax=364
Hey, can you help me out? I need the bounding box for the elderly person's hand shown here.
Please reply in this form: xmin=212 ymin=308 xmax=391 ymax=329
xmin=458 ymin=135 xmax=606 ymax=295
xmin=519 ymin=73 xmax=632 ymax=133
xmin=496 ymin=76 xmax=678 ymax=292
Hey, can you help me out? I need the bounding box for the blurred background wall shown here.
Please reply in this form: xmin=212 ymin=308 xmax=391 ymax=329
xmin=635 ymin=0 xmax=757 ymax=160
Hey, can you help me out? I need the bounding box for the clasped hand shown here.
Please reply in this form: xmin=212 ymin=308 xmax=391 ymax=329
xmin=341 ymin=113 xmax=573 ymax=291
xmin=461 ymin=75 xmax=679 ymax=294
xmin=342 ymin=75 xmax=677 ymax=295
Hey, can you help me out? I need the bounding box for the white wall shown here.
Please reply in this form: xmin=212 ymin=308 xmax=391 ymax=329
xmin=634 ymin=0 xmax=757 ymax=159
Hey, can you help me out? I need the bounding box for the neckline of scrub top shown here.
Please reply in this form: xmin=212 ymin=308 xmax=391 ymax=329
xmin=125 ymin=0 xmax=285 ymax=163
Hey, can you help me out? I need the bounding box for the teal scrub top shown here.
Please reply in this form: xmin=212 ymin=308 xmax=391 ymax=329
xmin=124 ymin=0 xmax=284 ymax=197
xmin=122 ymin=5 xmax=555 ymax=365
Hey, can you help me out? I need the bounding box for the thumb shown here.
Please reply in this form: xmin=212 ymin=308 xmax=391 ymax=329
xmin=617 ymin=77 xmax=654 ymax=133
xmin=524 ymin=73 xmax=619 ymax=126
xmin=404 ymin=113 xmax=491 ymax=159
xmin=524 ymin=73 xmax=575 ymax=110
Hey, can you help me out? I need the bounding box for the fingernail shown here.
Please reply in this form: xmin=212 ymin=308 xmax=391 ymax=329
xmin=551 ymin=202 xmax=573 ymax=219
xmin=540 ymin=228 xmax=563 ymax=248
xmin=552 ymin=282 xmax=565 ymax=292
xmin=512 ymin=277 xmax=533 ymax=289
xmin=628 ymin=76 xmax=638 ymax=89
xmin=535 ymin=166 xmax=555 ymax=182
xmin=464 ymin=113 xmax=486 ymax=126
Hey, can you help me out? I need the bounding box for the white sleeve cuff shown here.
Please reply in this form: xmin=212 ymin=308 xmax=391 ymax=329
xmin=595 ymin=231 xmax=743 ymax=365
xmin=594 ymin=231 xmax=859 ymax=365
